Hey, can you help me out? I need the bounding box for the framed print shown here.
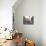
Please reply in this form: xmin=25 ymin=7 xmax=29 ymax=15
xmin=23 ymin=16 xmax=34 ymax=24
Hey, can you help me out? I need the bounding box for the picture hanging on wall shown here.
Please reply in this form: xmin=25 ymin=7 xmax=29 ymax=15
xmin=23 ymin=16 xmax=34 ymax=24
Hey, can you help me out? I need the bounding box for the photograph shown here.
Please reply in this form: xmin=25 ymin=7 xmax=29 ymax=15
xmin=23 ymin=16 xmax=34 ymax=24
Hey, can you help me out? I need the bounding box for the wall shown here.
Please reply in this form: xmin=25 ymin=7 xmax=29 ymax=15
xmin=13 ymin=0 xmax=41 ymax=46
xmin=0 ymin=0 xmax=16 ymax=30
xmin=41 ymin=0 xmax=46 ymax=46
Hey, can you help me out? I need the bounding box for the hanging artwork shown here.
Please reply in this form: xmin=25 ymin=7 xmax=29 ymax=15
xmin=23 ymin=16 xmax=34 ymax=24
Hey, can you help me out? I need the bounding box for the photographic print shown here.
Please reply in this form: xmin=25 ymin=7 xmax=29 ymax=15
xmin=23 ymin=16 xmax=34 ymax=24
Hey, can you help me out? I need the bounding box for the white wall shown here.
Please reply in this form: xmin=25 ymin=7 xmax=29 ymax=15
xmin=0 ymin=0 xmax=16 ymax=30
xmin=41 ymin=0 xmax=46 ymax=46
xmin=13 ymin=0 xmax=41 ymax=46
